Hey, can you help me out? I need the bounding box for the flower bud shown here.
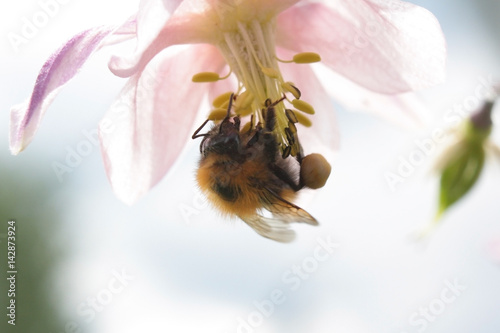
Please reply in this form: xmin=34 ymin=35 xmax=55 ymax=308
xmin=435 ymin=98 xmax=496 ymax=219
xmin=438 ymin=139 xmax=485 ymax=217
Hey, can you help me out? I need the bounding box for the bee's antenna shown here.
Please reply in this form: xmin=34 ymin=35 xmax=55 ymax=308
xmin=192 ymin=119 xmax=210 ymax=139
xmin=193 ymin=93 xmax=236 ymax=139
xmin=224 ymin=93 xmax=235 ymax=120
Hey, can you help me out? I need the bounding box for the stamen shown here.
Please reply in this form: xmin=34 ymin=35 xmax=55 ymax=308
xmin=282 ymin=146 xmax=291 ymax=159
xmin=285 ymin=109 xmax=299 ymax=123
xmin=214 ymin=20 xmax=317 ymax=149
xmin=219 ymin=100 xmax=230 ymax=110
xmin=208 ymin=108 xmax=230 ymax=121
xmin=276 ymin=52 xmax=321 ymax=64
xmin=234 ymin=90 xmax=255 ymax=116
xmin=294 ymin=112 xmax=312 ymax=127
xmin=293 ymin=52 xmax=321 ymax=64
xmin=291 ymin=99 xmax=315 ymax=115
xmin=234 ymin=90 xmax=254 ymax=110
xmin=192 ymin=70 xmax=232 ymax=83
xmin=261 ymin=67 xmax=280 ymax=79
xmin=237 ymin=107 xmax=254 ymax=117
xmin=285 ymin=127 xmax=295 ymax=145
xmin=212 ymin=91 xmax=233 ymax=108
xmin=281 ymin=82 xmax=301 ymax=99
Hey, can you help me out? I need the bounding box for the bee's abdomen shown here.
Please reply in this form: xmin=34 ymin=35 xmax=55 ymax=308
xmin=212 ymin=182 xmax=241 ymax=202
xmin=197 ymin=154 xmax=268 ymax=217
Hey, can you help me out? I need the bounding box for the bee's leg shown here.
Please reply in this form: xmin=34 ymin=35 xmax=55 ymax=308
xmin=246 ymin=131 xmax=259 ymax=148
xmin=270 ymin=164 xmax=303 ymax=192
xmin=234 ymin=116 xmax=241 ymax=131
xmin=264 ymin=106 xmax=276 ymax=132
xmin=248 ymin=114 xmax=254 ymax=131
xmin=262 ymin=107 xmax=278 ymax=161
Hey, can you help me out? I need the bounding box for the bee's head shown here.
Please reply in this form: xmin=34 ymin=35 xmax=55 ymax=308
xmin=201 ymin=116 xmax=241 ymax=157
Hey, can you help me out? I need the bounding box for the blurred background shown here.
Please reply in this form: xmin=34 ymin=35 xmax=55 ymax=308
xmin=1 ymin=1 xmax=499 ymax=332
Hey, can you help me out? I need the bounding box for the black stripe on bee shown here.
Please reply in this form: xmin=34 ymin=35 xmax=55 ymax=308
xmin=212 ymin=182 xmax=241 ymax=202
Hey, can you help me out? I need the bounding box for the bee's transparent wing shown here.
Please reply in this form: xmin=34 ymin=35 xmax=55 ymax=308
xmin=263 ymin=187 xmax=318 ymax=226
xmin=239 ymin=214 xmax=297 ymax=243
xmin=238 ymin=188 xmax=318 ymax=242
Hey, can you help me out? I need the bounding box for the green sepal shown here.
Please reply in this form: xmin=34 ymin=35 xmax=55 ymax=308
xmin=437 ymin=140 xmax=485 ymax=218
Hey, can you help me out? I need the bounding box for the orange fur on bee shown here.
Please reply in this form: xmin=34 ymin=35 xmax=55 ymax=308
xmin=196 ymin=153 xmax=297 ymax=218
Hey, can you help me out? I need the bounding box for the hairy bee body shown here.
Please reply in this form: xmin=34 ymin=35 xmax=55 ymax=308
xmin=193 ymin=98 xmax=320 ymax=242
xmin=196 ymin=125 xmax=298 ymax=219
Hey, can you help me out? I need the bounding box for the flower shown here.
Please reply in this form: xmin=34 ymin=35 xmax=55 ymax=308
xmin=435 ymin=96 xmax=499 ymax=220
xmin=9 ymin=0 xmax=446 ymax=204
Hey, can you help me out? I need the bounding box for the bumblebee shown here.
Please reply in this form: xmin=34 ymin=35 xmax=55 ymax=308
xmin=192 ymin=95 xmax=330 ymax=242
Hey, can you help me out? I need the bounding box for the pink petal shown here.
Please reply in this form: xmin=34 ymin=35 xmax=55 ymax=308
xmin=207 ymin=65 xmax=238 ymax=103
xmin=98 ymin=17 xmax=137 ymax=47
xmin=236 ymin=0 xmax=301 ymax=18
xmin=9 ymin=22 xmax=136 ymax=155
xmin=277 ymin=48 xmax=339 ymax=151
xmin=109 ymin=0 xmax=182 ymax=67
xmin=99 ymin=44 xmax=227 ymax=204
xmin=108 ymin=0 xmax=213 ymax=78
xmin=276 ymin=1 xmax=446 ymax=94
xmin=163 ymin=0 xmax=185 ymax=13
xmin=109 ymin=0 xmax=302 ymax=78
xmin=313 ymin=66 xmax=429 ymax=129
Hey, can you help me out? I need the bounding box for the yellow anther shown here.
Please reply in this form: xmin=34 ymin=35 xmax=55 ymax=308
xmin=219 ymin=101 xmax=230 ymax=111
xmin=192 ymin=72 xmax=221 ymax=82
xmin=285 ymin=109 xmax=298 ymax=123
xmin=292 ymin=52 xmax=321 ymax=64
xmin=237 ymin=108 xmax=254 ymax=117
xmin=291 ymin=99 xmax=315 ymax=115
xmin=281 ymin=82 xmax=301 ymax=99
xmin=212 ymin=91 xmax=233 ymax=107
xmin=234 ymin=90 xmax=254 ymax=110
xmin=208 ymin=108 xmax=229 ymax=121
xmin=261 ymin=67 xmax=280 ymax=79
xmin=192 ymin=70 xmax=231 ymax=83
xmin=294 ymin=112 xmax=312 ymax=127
